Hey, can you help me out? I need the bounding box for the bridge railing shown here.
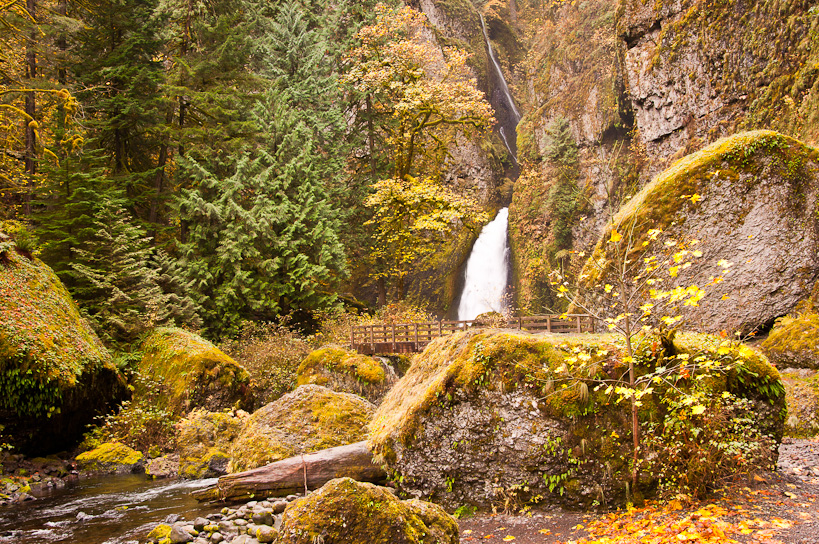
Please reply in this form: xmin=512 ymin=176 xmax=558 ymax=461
xmin=350 ymin=314 xmax=594 ymax=355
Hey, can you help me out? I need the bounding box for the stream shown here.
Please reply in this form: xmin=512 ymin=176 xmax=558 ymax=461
xmin=0 ymin=475 xmax=217 ymax=544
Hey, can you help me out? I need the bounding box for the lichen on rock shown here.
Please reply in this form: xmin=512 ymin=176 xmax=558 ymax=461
xmin=296 ymin=346 xmax=397 ymax=403
xmin=368 ymin=329 xmax=784 ymax=509
xmin=0 ymin=249 xmax=126 ymax=455
xmin=75 ymin=442 xmax=145 ymax=474
xmin=138 ymin=327 xmax=252 ymax=415
xmin=276 ymin=477 xmax=458 ymax=544
xmin=228 ymin=384 xmax=375 ymax=472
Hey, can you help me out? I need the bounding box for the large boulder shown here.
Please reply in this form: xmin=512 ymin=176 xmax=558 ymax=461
xmin=369 ymin=330 xmax=784 ymax=509
xmin=175 ymin=409 xmax=247 ymax=478
xmin=584 ymin=131 xmax=819 ymax=334
xmin=296 ymin=346 xmax=397 ymax=404
xmin=277 ymin=477 xmax=458 ymax=544
xmin=138 ymin=327 xmax=252 ymax=415
xmin=0 ymin=247 xmax=126 ymax=455
xmin=229 ymin=385 xmax=375 ymax=472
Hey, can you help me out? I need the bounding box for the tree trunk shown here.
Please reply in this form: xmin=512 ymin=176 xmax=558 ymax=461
xmin=191 ymin=442 xmax=386 ymax=502
xmin=23 ymin=0 xmax=37 ymax=215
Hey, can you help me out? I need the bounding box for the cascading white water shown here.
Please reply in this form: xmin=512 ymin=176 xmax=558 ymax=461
xmin=479 ymin=14 xmax=521 ymax=123
xmin=457 ymin=208 xmax=510 ymax=320
xmin=499 ymin=127 xmax=518 ymax=164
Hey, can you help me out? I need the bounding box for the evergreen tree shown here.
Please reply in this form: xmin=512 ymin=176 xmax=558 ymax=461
xmin=178 ymin=90 xmax=346 ymax=338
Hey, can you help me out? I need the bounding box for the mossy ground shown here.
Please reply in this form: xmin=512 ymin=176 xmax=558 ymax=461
xmin=277 ymin=477 xmax=458 ymax=544
xmin=138 ymin=327 xmax=251 ymax=415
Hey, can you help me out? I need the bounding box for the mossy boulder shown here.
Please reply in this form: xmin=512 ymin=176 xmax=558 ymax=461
xmin=762 ymin=303 xmax=819 ymax=370
xmin=138 ymin=327 xmax=252 ymax=415
xmin=584 ymin=131 xmax=819 ymax=334
xmin=369 ymin=329 xmax=784 ymax=509
xmin=277 ymin=477 xmax=458 ymax=544
xmin=0 ymin=249 xmax=127 ymax=455
xmin=780 ymin=369 xmax=819 ymax=438
xmin=175 ymin=408 xmax=246 ymax=479
xmin=296 ymin=346 xmax=397 ymax=403
xmin=228 ymin=385 xmax=375 ymax=472
xmin=75 ymin=442 xmax=144 ymax=474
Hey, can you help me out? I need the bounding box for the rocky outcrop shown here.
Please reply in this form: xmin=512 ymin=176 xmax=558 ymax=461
xmin=0 ymin=248 xmax=126 ymax=455
xmin=586 ymin=130 xmax=819 ymax=333
xmin=138 ymin=328 xmax=252 ymax=415
xmin=369 ymin=329 xmax=784 ymax=509
xmin=228 ymin=385 xmax=375 ymax=472
xmin=296 ymin=346 xmax=397 ymax=404
xmin=175 ymin=409 xmax=247 ymax=479
xmin=618 ymin=0 xmax=819 ymax=173
xmin=277 ymin=477 xmax=459 ymax=544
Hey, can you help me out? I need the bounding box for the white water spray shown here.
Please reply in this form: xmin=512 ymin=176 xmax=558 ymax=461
xmin=457 ymin=208 xmax=510 ymax=320
xmin=479 ymin=14 xmax=521 ymax=123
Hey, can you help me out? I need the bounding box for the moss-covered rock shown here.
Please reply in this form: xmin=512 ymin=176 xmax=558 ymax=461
xmin=780 ymin=369 xmax=819 ymax=438
xmin=0 ymin=248 xmax=127 ymax=455
xmin=583 ymin=131 xmax=819 ymax=334
xmin=762 ymin=303 xmax=819 ymax=370
xmin=296 ymin=346 xmax=397 ymax=404
xmin=369 ymin=329 xmax=784 ymax=509
xmin=228 ymin=385 xmax=375 ymax=472
xmin=75 ymin=442 xmax=145 ymax=474
xmin=277 ymin=477 xmax=458 ymax=544
xmin=138 ymin=327 xmax=252 ymax=415
xmin=175 ymin=409 xmax=246 ymax=479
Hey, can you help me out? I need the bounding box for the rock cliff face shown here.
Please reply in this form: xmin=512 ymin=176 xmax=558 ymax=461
xmin=0 ymin=247 xmax=127 ymax=455
xmin=619 ymin=0 xmax=819 ymax=174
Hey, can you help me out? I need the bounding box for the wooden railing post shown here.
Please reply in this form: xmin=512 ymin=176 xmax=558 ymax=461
xmin=547 ymin=315 xmax=551 ymax=332
xmin=392 ymin=323 xmax=396 ymax=353
xmin=438 ymin=319 xmax=442 ymax=338
xmin=369 ymin=326 xmax=374 ymax=347
xmin=576 ymin=315 xmax=581 ymax=333
xmin=414 ymin=323 xmax=419 ymax=346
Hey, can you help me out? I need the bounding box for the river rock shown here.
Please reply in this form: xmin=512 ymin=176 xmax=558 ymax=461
xmin=75 ymin=442 xmax=145 ymax=474
xmin=368 ymin=329 xmax=785 ymax=509
xmin=138 ymin=327 xmax=253 ymax=415
xmin=583 ymin=131 xmax=819 ymax=334
xmin=276 ymin=477 xmax=458 ymax=544
xmin=147 ymin=454 xmax=179 ymax=479
xmin=0 ymin=246 xmax=127 ymax=455
xmin=296 ymin=346 xmax=397 ymax=403
xmin=228 ymin=385 xmax=375 ymax=472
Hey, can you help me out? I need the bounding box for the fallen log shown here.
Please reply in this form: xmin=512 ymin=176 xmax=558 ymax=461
xmin=191 ymin=441 xmax=386 ymax=502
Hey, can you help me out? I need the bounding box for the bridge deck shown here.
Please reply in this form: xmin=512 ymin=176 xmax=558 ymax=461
xmin=350 ymin=314 xmax=594 ymax=355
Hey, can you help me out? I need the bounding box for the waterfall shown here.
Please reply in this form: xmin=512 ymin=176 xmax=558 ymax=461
xmin=454 ymin=14 xmax=521 ymax=321
xmin=457 ymin=208 xmax=510 ymax=320
xmin=479 ymin=14 xmax=521 ymax=124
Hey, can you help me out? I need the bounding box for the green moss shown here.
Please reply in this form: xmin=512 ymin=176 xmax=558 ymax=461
xmin=76 ymin=442 xmax=143 ymax=471
xmin=277 ymin=478 xmax=458 ymax=544
xmin=138 ymin=327 xmax=250 ymax=414
xmin=297 ymin=347 xmax=385 ymax=386
xmin=176 ymin=409 xmax=244 ymax=478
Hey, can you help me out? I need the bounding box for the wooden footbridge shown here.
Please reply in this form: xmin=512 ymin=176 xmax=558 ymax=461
xmin=350 ymin=314 xmax=595 ymax=355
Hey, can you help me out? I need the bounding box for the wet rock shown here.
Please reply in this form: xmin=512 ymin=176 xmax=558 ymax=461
xmin=251 ymin=511 xmax=273 ymax=526
xmin=75 ymin=442 xmax=144 ymax=474
xmin=193 ymin=518 xmax=208 ymax=532
xmin=256 ymin=526 xmax=278 ymax=543
xmin=147 ymin=455 xmax=180 ymax=479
